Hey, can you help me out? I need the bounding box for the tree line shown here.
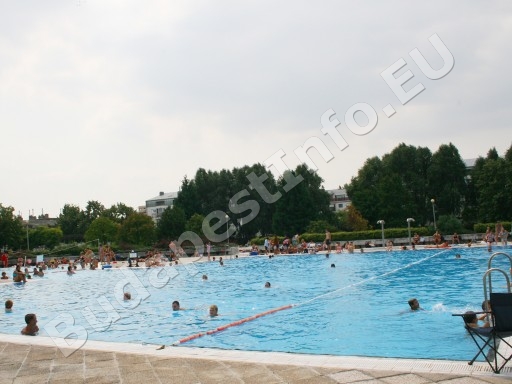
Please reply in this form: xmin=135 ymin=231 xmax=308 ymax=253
xmin=1 ymin=142 xmax=510 ymax=251
xmin=345 ymin=142 xmax=512 ymax=230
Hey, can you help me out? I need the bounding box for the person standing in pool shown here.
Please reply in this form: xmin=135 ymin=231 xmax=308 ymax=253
xmin=206 ymin=242 xmax=211 ymax=261
xmin=21 ymin=313 xmax=39 ymax=336
xmin=325 ymin=229 xmax=332 ymax=255
xmin=1 ymin=251 xmax=8 ymax=268
xmin=13 ymin=265 xmax=26 ymax=283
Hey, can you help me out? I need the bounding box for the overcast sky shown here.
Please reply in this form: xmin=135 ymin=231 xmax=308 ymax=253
xmin=1 ymin=1 xmax=511 ymax=218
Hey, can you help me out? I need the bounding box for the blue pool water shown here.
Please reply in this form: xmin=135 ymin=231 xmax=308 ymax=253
xmin=1 ymin=247 xmax=511 ymax=360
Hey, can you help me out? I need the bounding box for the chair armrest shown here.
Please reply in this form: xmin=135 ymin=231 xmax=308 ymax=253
xmin=452 ymin=311 xmax=490 ymax=317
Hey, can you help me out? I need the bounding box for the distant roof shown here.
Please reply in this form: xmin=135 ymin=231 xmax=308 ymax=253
xmin=326 ymin=188 xmax=347 ymax=195
xmin=464 ymin=158 xmax=477 ymax=168
xmin=146 ymin=191 xmax=178 ymax=202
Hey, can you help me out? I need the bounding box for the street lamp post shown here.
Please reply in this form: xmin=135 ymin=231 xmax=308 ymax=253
xmin=430 ymin=199 xmax=437 ymax=230
xmin=377 ymin=220 xmax=385 ymax=247
xmin=407 ymin=218 xmax=415 ymax=246
xmin=26 ymin=221 xmax=30 ymax=251
xmin=225 ymin=214 xmax=229 ymax=255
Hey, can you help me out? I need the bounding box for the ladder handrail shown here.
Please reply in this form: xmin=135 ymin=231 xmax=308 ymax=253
xmin=487 ymin=251 xmax=512 ymax=271
xmin=483 ymin=268 xmax=512 ymax=304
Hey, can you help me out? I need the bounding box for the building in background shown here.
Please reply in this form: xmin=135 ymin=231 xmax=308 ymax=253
xmin=145 ymin=191 xmax=178 ymax=222
xmin=327 ymin=188 xmax=351 ymax=212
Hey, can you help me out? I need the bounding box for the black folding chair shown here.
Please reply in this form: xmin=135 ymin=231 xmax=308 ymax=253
xmin=454 ymin=292 xmax=512 ymax=373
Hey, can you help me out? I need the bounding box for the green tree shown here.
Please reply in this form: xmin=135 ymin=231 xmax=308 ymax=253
xmin=334 ymin=210 xmax=350 ymax=231
xmin=0 ymin=204 xmax=24 ymax=249
xmin=381 ymin=143 xmax=432 ymax=225
xmin=58 ymin=204 xmax=85 ymax=242
xmin=85 ymin=217 xmax=120 ymax=244
xmin=102 ymin=203 xmax=136 ymax=224
xmin=81 ymin=200 xmax=106 ymax=229
xmin=118 ymin=213 xmax=156 ymax=246
xmin=230 ymin=163 xmax=277 ymax=241
xmin=345 ymin=156 xmax=383 ymax=226
xmin=475 ymin=157 xmax=509 ymax=222
xmin=462 ymin=157 xmax=485 ymax=227
xmin=427 ymin=143 xmax=467 ymax=217
xmin=344 ymin=205 xmax=369 ymax=231
xmin=174 ymin=176 xmax=200 ymax=220
xmin=272 ymin=165 xmax=331 ymax=235
xmin=437 ymin=215 xmax=464 ymax=235
xmin=186 ymin=213 xmax=205 ymax=238
xmin=157 ymin=206 xmax=186 ymax=240
xmin=29 ymin=227 xmax=63 ymax=249
xmin=306 ymin=220 xmax=335 ymax=233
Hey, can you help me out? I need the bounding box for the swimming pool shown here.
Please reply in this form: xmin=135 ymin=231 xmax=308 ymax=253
xmin=1 ymin=247 xmax=511 ymax=360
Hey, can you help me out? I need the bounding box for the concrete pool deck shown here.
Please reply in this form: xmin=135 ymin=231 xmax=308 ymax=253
xmin=1 ymin=333 xmax=512 ymax=384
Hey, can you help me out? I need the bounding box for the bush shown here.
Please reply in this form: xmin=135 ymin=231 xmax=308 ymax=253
xmin=474 ymin=222 xmax=511 ymax=233
xmin=250 ymin=227 xmax=431 ymax=245
xmin=437 ymin=215 xmax=464 ymax=234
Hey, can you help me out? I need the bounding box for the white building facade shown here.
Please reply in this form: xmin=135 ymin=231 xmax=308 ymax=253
xmin=145 ymin=191 xmax=178 ymax=222
xmin=327 ymin=188 xmax=351 ymax=212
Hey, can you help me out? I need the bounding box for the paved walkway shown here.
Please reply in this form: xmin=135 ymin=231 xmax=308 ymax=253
xmin=1 ymin=335 xmax=512 ymax=384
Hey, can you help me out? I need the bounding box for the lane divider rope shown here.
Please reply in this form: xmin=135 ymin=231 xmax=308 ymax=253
xmin=171 ymin=304 xmax=293 ymax=346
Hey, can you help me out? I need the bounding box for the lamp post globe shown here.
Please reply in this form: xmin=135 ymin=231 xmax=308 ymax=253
xmin=377 ymin=220 xmax=385 ymax=247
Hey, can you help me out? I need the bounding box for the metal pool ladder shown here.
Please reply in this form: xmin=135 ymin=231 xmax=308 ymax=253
xmin=483 ymin=252 xmax=512 ymax=303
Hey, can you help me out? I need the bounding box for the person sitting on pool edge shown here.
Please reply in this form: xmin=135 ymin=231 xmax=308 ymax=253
xmin=408 ymin=298 xmax=422 ymax=311
xmin=21 ymin=313 xmax=39 ymax=336
xmin=209 ymin=304 xmax=218 ymax=317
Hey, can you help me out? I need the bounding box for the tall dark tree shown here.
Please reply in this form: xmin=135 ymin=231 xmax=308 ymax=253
xmin=84 ymin=217 xmax=119 ymax=244
xmin=157 ymin=206 xmax=186 ymax=241
xmin=427 ymin=143 xmax=467 ymax=218
xmin=486 ymin=147 xmax=499 ymax=161
xmin=272 ymin=164 xmax=331 ymax=235
xmin=462 ymin=157 xmax=485 ymax=227
xmin=29 ymin=227 xmax=64 ymax=249
xmin=81 ymin=200 xmax=106 ymax=230
xmin=345 ymin=156 xmax=383 ymax=226
xmin=102 ymin=203 xmax=136 ymax=224
xmin=0 ymin=204 xmax=24 ymax=249
xmin=229 ymin=163 xmax=277 ymax=241
xmin=118 ymin=213 xmax=156 ymax=246
xmin=58 ymin=204 xmax=85 ymax=242
xmin=186 ymin=213 xmax=206 ymax=238
xmin=475 ymin=157 xmax=510 ymax=221
xmin=174 ymin=176 xmax=200 ymax=220
xmin=381 ymin=143 xmax=432 ymax=225
xmin=376 ymin=173 xmax=410 ymax=227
